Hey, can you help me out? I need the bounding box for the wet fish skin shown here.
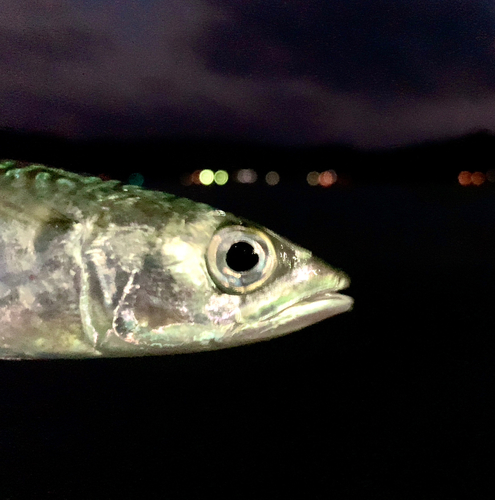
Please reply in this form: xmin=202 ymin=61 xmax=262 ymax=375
xmin=0 ymin=160 xmax=352 ymax=359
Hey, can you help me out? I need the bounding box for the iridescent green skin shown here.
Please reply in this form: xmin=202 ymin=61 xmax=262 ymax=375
xmin=0 ymin=160 xmax=352 ymax=359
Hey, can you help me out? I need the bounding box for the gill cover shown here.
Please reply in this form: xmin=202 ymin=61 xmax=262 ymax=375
xmin=78 ymin=224 xmax=189 ymax=353
xmin=79 ymin=220 xmax=281 ymax=353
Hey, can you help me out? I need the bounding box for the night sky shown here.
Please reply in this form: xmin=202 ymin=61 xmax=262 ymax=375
xmin=2 ymin=0 xmax=495 ymax=147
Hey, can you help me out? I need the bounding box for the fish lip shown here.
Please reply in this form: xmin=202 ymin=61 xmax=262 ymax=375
xmin=260 ymin=289 xmax=354 ymax=325
xmin=295 ymin=289 xmax=352 ymax=306
xmin=257 ymin=265 xmax=352 ymax=325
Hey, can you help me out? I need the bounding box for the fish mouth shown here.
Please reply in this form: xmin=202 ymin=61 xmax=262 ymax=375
xmin=255 ymin=290 xmax=354 ymax=338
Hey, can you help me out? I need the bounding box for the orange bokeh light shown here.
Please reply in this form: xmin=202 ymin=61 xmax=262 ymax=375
xmin=180 ymin=173 xmax=192 ymax=186
xmin=458 ymin=171 xmax=472 ymax=186
xmin=191 ymin=170 xmax=201 ymax=185
xmin=319 ymin=170 xmax=337 ymax=187
xmin=471 ymin=171 xmax=485 ymax=186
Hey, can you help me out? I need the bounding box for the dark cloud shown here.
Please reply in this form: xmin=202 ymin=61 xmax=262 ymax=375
xmin=0 ymin=26 xmax=110 ymax=63
xmin=201 ymin=0 xmax=495 ymax=97
xmin=1 ymin=0 xmax=495 ymax=147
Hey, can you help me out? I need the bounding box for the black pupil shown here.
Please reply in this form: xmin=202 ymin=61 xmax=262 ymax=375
xmin=226 ymin=242 xmax=259 ymax=272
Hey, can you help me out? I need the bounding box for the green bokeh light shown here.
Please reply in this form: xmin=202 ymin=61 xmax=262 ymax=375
xmin=214 ymin=170 xmax=228 ymax=185
xmin=128 ymin=173 xmax=144 ymax=186
xmin=199 ymin=169 xmax=214 ymax=185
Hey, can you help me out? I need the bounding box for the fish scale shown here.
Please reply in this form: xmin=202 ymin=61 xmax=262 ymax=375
xmin=0 ymin=159 xmax=352 ymax=359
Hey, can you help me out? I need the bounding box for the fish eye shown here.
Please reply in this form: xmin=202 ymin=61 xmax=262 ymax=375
xmin=206 ymin=225 xmax=277 ymax=294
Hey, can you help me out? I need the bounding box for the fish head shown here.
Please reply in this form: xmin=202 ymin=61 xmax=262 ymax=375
xmin=201 ymin=221 xmax=352 ymax=348
xmin=89 ymin=210 xmax=352 ymax=355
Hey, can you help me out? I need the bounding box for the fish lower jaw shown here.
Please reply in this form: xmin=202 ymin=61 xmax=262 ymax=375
xmin=255 ymin=291 xmax=353 ymax=337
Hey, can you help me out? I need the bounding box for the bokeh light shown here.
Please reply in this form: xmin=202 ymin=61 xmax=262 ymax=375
xmin=486 ymin=169 xmax=495 ymax=182
xmin=191 ymin=170 xmax=201 ymax=185
xmin=319 ymin=170 xmax=337 ymax=187
xmin=337 ymin=173 xmax=351 ymax=186
xmin=180 ymin=173 xmax=192 ymax=186
xmin=128 ymin=173 xmax=144 ymax=186
xmin=458 ymin=171 xmax=472 ymax=186
xmin=471 ymin=171 xmax=485 ymax=186
xmin=236 ymin=169 xmax=257 ymax=183
xmin=214 ymin=170 xmax=228 ymax=185
xmin=265 ymin=171 xmax=280 ymax=185
xmin=307 ymin=171 xmax=319 ymax=186
xmin=199 ymin=169 xmax=214 ymax=185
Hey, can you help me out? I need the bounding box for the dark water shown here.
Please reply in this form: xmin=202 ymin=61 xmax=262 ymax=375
xmin=1 ymin=181 xmax=494 ymax=499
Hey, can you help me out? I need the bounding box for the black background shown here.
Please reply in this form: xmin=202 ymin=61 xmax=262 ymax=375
xmin=1 ymin=131 xmax=494 ymax=498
